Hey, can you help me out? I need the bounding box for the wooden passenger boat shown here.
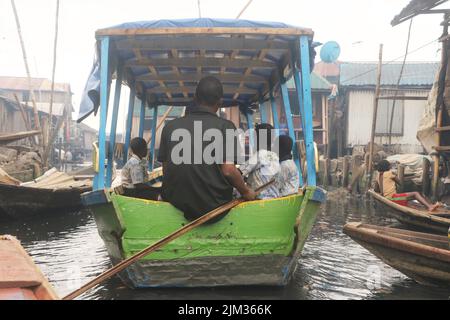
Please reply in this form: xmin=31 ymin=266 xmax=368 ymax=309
xmin=85 ymin=186 xmax=325 ymax=288
xmin=79 ymin=18 xmax=325 ymax=288
xmin=0 ymin=168 xmax=92 ymax=220
xmin=0 ymin=235 xmax=58 ymax=300
xmin=368 ymin=190 xmax=450 ymax=234
xmin=344 ymin=223 xmax=450 ymax=286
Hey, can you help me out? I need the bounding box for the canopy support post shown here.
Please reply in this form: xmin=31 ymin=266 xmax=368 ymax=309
xmin=293 ymin=68 xmax=306 ymax=134
xmin=149 ymin=105 xmax=159 ymax=171
xmin=280 ymin=82 xmax=303 ymax=185
xmin=270 ymin=92 xmax=280 ymax=134
xmin=94 ymin=36 xmax=111 ymax=191
xmin=299 ymin=36 xmax=316 ymax=186
xmin=123 ymin=86 xmax=136 ymax=164
xmin=245 ymin=109 xmax=255 ymax=154
xmin=139 ymin=95 xmax=146 ymax=138
xmin=259 ymin=101 xmax=268 ymax=123
xmin=106 ymin=64 xmax=123 ymax=187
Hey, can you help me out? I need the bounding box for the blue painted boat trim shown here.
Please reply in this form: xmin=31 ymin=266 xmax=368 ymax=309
xmin=123 ymin=86 xmax=136 ymax=164
xmin=310 ymin=187 xmax=327 ymax=203
xmin=81 ymin=189 xmax=109 ymax=207
xmin=94 ymin=37 xmax=110 ymax=191
xmin=106 ymin=64 xmax=123 ymax=188
xmin=299 ymin=36 xmax=316 ymax=186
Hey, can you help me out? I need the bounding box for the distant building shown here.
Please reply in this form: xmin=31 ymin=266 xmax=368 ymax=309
xmin=339 ymin=62 xmax=439 ymax=154
xmin=0 ymin=76 xmax=73 ymax=146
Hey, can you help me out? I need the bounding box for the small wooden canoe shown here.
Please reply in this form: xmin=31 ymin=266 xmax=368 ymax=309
xmin=83 ymin=186 xmax=326 ymax=288
xmin=368 ymin=190 xmax=450 ymax=234
xmin=0 ymin=168 xmax=92 ymax=220
xmin=0 ymin=235 xmax=58 ymax=300
xmin=344 ymin=223 xmax=450 ymax=286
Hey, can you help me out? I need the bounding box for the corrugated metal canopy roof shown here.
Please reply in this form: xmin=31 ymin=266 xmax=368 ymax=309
xmin=339 ymin=62 xmax=439 ymax=87
xmin=391 ymin=0 xmax=448 ymax=26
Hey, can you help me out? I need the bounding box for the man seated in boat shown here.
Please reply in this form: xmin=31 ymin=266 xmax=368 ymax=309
xmin=375 ymin=160 xmax=440 ymax=212
xmin=157 ymin=76 xmax=257 ymax=222
xmin=239 ymin=123 xmax=281 ymax=199
xmin=275 ymin=135 xmax=300 ymax=197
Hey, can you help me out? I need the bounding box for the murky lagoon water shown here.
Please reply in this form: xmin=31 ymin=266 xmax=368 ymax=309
xmin=1 ymin=189 xmax=449 ymax=300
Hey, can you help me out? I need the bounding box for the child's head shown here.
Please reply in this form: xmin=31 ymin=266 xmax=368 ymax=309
xmin=277 ymin=135 xmax=293 ymax=159
xmin=255 ymin=123 xmax=274 ymax=151
xmin=376 ymin=160 xmax=391 ymax=172
xmin=130 ymin=137 xmax=148 ymax=159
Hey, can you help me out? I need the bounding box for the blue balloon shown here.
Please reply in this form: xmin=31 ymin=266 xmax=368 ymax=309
xmin=320 ymin=41 xmax=341 ymax=63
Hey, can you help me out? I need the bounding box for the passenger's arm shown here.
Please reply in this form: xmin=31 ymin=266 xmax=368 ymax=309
xmin=220 ymin=163 xmax=256 ymax=201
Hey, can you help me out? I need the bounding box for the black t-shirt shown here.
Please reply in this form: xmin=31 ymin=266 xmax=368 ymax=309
xmin=158 ymin=107 xmax=239 ymax=221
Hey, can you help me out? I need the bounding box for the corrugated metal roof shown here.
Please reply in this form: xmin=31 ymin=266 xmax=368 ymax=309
xmin=391 ymin=0 xmax=448 ymax=26
xmin=286 ymin=71 xmax=332 ymax=91
xmin=0 ymin=76 xmax=72 ymax=93
xmin=339 ymin=62 xmax=439 ymax=87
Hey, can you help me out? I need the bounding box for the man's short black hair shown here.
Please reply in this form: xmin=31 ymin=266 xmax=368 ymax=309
xmin=376 ymin=160 xmax=391 ymax=172
xmin=130 ymin=137 xmax=147 ymax=156
xmin=195 ymin=76 xmax=223 ymax=107
xmin=278 ymin=135 xmax=293 ymax=159
xmin=256 ymin=123 xmax=274 ymax=151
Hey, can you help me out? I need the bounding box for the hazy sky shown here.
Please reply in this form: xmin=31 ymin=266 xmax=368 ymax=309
xmin=0 ymin=0 xmax=448 ymax=132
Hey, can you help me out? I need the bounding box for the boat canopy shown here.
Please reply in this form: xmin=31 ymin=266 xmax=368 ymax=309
xmin=78 ymin=18 xmax=314 ymax=121
xmin=81 ymin=18 xmax=318 ymax=190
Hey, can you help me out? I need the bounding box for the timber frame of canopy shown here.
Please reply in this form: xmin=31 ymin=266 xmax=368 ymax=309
xmin=92 ymin=23 xmax=317 ymax=191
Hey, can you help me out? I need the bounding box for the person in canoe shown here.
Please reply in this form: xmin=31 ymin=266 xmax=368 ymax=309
xmin=121 ymin=137 xmax=150 ymax=188
xmin=239 ymin=123 xmax=281 ymax=199
xmin=375 ymin=160 xmax=440 ymax=212
xmin=157 ymin=76 xmax=257 ymax=222
xmin=275 ymin=135 xmax=300 ymax=197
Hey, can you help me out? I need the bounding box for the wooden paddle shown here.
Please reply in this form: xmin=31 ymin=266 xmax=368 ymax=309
xmin=63 ymin=180 xmax=274 ymax=300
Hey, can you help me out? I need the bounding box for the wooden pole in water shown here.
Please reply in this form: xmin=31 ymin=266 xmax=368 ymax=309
xmin=44 ymin=0 xmax=60 ymax=167
xmin=63 ymin=180 xmax=275 ymax=300
xmin=10 ymin=0 xmax=42 ymax=145
xmin=367 ymin=44 xmax=383 ymax=189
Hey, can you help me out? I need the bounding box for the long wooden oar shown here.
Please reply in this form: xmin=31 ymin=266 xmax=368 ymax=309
xmin=63 ymin=180 xmax=274 ymax=300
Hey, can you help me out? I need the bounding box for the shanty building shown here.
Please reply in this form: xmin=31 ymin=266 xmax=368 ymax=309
xmin=339 ymin=62 xmax=439 ymax=154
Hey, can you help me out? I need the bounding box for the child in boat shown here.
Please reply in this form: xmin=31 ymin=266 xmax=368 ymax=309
xmin=239 ymin=123 xmax=281 ymax=199
xmin=121 ymin=137 xmax=149 ymax=188
xmin=275 ymin=135 xmax=300 ymax=197
xmin=375 ymin=160 xmax=439 ymax=212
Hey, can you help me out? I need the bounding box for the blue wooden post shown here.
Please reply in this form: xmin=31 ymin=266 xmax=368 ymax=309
xmin=300 ymin=36 xmax=317 ymax=186
xmin=270 ymin=91 xmax=280 ymax=133
xmin=245 ymin=110 xmax=255 ymax=154
xmin=281 ymin=82 xmax=304 ymax=185
xmin=259 ymin=101 xmax=268 ymax=123
xmin=149 ymin=105 xmax=158 ymax=171
xmin=139 ymin=95 xmax=146 ymax=138
xmin=106 ymin=64 xmax=123 ymax=187
xmin=94 ymin=37 xmax=111 ymax=190
xmin=293 ymin=71 xmax=306 ymax=134
xmin=123 ymin=86 xmax=136 ymax=164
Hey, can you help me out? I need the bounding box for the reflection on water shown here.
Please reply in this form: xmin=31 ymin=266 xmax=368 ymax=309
xmin=0 ymin=189 xmax=449 ymax=300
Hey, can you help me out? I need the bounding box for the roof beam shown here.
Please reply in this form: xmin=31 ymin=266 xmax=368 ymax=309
xmin=96 ymin=27 xmax=314 ymax=37
xmin=115 ymin=37 xmax=291 ymax=52
xmin=147 ymin=85 xmax=258 ymax=95
xmin=136 ymin=73 xmax=267 ymax=83
xmin=125 ymin=57 xmax=276 ymax=69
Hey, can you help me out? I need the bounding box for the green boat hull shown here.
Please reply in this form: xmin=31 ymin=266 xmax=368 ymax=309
xmin=85 ymin=186 xmax=325 ymax=288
